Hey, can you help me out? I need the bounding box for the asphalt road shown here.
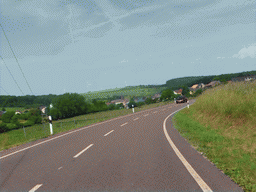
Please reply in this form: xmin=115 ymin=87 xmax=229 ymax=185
xmin=0 ymin=100 xmax=243 ymax=192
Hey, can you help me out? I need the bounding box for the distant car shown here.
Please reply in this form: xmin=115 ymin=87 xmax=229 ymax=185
xmin=176 ymin=96 xmax=188 ymax=104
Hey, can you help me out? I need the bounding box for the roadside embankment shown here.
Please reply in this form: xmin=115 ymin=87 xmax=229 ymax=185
xmin=173 ymin=80 xmax=256 ymax=192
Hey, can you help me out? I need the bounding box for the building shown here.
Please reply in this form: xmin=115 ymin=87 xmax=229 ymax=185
xmin=198 ymin=83 xmax=205 ymax=89
xmin=15 ymin=110 xmax=22 ymax=115
xmin=191 ymin=84 xmax=198 ymax=89
xmin=39 ymin=106 xmax=46 ymax=114
xmin=151 ymin=93 xmax=161 ymax=100
xmin=204 ymin=81 xmax=221 ymax=88
xmin=231 ymin=75 xmax=256 ymax=82
xmin=173 ymin=89 xmax=183 ymax=95
xmin=0 ymin=111 xmax=7 ymax=117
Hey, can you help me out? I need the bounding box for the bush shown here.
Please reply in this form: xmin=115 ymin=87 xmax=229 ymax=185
xmin=7 ymin=123 xmax=18 ymax=130
xmin=28 ymin=115 xmax=42 ymax=124
xmin=22 ymin=120 xmax=35 ymax=127
xmin=136 ymin=101 xmax=145 ymax=107
xmin=0 ymin=123 xmax=8 ymax=133
xmin=116 ymin=103 xmax=124 ymax=109
xmin=20 ymin=113 xmax=30 ymax=120
xmin=108 ymin=103 xmax=116 ymax=110
xmin=2 ymin=111 xmax=15 ymax=123
xmin=145 ymin=97 xmax=153 ymax=104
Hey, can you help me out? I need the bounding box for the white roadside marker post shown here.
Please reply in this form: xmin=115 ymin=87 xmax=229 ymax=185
xmin=132 ymin=105 xmax=134 ymax=113
xmin=49 ymin=103 xmax=53 ymax=135
xmin=187 ymin=100 xmax=189 ymax=108
xmin=49 ymin=115 xmax=53 ymax=135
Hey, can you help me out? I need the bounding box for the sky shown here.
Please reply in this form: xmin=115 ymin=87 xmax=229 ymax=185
xmin=0 ymin=0 xmax=255 ymax=96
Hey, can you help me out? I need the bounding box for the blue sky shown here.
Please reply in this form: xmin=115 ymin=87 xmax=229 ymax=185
xmin=0 ymin=0 xmax=255 ymax=96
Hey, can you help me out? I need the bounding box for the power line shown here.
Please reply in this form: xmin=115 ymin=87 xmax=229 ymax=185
xmin=0 ymin=24 xmax=34 ymax=95
xmin=0 ymin=56 xmax=25 ymax=95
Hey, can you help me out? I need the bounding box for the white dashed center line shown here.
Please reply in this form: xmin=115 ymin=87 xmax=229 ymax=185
xmin=29 ymin=184 xmax=43 ymax=192
xmin=73 ymin=144 xmax=94 ymax=158
xmin=58 ymin=167 xmax=63 ymax=170
xmin=121 ymin=122 xmax=128 ymax=126
xmin=143 ymin=114 xmax=149 ymax=116
xmin=153 ymin=111 xmax=157 ymax=113
xmin=133 ymin=117 xmax=139 ymax=121
xmin=104 ymin=130 xmax=114 ymax=136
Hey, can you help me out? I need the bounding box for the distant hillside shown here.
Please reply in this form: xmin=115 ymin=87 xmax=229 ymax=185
xmin=165 ymin=70 xmax=256 ymax=90
xmin=81 ymin=70 xmax=256 ymax=102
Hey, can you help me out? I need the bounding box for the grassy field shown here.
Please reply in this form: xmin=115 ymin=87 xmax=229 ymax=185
xmin=2 ymin=107 xmax=26 ymax=112
xmin=172 ymin=80 xmax=256 ymax=192
xmin=0 ymin=99 xmax=178 ymax=151
xmin=81 ymin=86 xmax=167 ymax=101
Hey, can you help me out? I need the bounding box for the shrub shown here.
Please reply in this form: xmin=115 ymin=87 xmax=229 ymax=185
xmin=22 ymin=120 xmax=35 ymax=127
xmin=108 ymin=103 xmax=116 ymax=110
xmin=7 ymin=123 xmax=18 ymax=130
xmin=2 ymin=111 xmax=15 ymax=123
xmin=116 ymin=103 xmax=124 ymax=109
xmin=145 ymin=97 xmax=153 ymax=104
xmin=28 ymin=115 xmax=42 ymax=124
xmin=0 ymin=123 xmax=8 ymax=133
xmin=136 ymin=101 xmax=145 ymax=107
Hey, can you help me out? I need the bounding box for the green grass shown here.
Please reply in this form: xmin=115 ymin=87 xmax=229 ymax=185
xmin=81 ymin=86 xmax=167 ymax=101
xmin=0 ymin=100 xmax=175 ymax=151
xmin=3 ymin=107 xmax=26 ymax=112
xmin=172 ymin=80 xmax=256 ymax=192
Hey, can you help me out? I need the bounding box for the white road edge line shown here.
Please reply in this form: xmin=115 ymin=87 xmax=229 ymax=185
xmin=133 ymin=117 xmax=139 ymax=120
xmin=153 ymin=111 xmax=157 ymax=113
xmin=29 ymin=184 xmax=43 ymax=192
xmin=143 ymin=114 xmax=149 ymax=116
xmin=163 ymin=105 xmax=212 ymax=192
xmin=120 ymin=122 xmax=128 ymax=126
xmin=104 ymin=130 xmax=114 ymax=136
xmin=0 ymin=101 xmax=193 ymax=160
xmin=73 ymin=144 xmax=94 ymax=158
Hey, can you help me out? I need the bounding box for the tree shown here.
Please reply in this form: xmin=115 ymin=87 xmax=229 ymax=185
xmin=2 ymin=111 xmax=15 ymax=123
xmin=128 ymin=98 xmax=137 ymax=108
xmin=181 ymin=85 xmax=190 ymax=97
xmin=1 ymin=107 xmax=6 ymax=111
xmin=160 ymin=89 xmax=175 ymax=101
xmin=52 ymin=93 xmax=89 ymax=119
xmin=108 ymin=103 xmax=116 ymax=111
xmin=116 ymin=103 xmax=124 ymax=109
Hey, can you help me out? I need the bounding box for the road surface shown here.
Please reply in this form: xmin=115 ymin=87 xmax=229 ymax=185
xmin=0 ymin=100 xmax=243 ymax=191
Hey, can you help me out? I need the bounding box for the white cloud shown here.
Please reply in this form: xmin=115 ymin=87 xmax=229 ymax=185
xmin=232 ymin=44 xmax=256 ymax=59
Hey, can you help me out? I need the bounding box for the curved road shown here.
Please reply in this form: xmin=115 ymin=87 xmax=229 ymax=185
xmin=0 ymin=100 xmax=243 ymax=191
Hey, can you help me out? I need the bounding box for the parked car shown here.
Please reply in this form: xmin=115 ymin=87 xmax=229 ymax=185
xmin=176 ymin=96 xmax=188 ymax=104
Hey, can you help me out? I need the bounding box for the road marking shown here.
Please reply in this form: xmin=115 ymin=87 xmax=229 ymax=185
xmin=104 ymin=130 xmax=114 ymax=136
xmin=0 ymin=100 xmax=196 ymax=160
xmin=29 ymin=184 xmax=43 ymax=192
xmin=143 ymin=114 xmax=149 ymax=116
xmin=133 ymin=117 xmax=139 ymax=121
xmin=163 ymin=105 xmax=213 ymax=192
xmin=73 ymin=144 xmax=94 ymax=158
xmin=58 ymin=166 xmax=63 ymax=170
xmin=120 ymin=122 xmax=128 ymax=126
xmin=153 ymin=111 xmax=157 ymax=113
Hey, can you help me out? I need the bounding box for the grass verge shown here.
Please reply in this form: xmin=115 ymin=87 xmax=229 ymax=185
xmin=172 ymin=81 xmax=256 ymax=192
